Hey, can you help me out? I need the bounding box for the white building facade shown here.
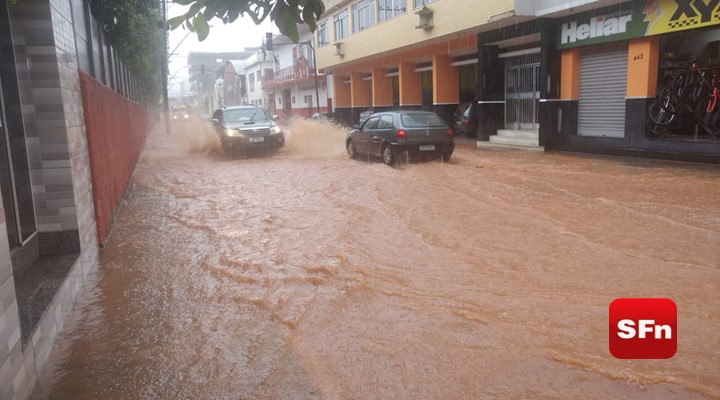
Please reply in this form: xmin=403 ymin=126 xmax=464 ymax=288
xmin=262 ymin=27 xmax=330 ymax=122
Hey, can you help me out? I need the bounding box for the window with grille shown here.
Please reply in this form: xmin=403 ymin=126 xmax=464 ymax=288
xmin=378 ymin=0 xmax=406 ymax=22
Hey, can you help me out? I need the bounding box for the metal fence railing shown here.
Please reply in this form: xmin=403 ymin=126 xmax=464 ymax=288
xmin=70 ymin=0 xmax=141 ymax=103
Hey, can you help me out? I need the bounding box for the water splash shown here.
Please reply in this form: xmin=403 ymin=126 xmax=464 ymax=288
xmin=281 ymin=119 xmax=348 ymax=159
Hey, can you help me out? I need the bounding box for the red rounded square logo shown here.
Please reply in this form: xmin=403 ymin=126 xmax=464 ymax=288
xmin=609 ymin=298 xmax=677 ymax=359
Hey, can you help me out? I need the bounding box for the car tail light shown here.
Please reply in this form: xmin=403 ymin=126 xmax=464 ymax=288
xmin=447 ymin=128 xmax=454 ymax=137
xmin=396 ymin=129 xmax=407 ymax=138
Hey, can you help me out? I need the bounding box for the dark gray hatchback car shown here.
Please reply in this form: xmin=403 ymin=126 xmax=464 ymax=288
xmin=346 ymin=111 xmax=455 ymax=165
xmin=211 ymin=106 xmax=285 ymax=153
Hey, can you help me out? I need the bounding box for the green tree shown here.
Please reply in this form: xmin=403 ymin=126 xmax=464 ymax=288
xmin=167 ymin=0 xmax=325 ymax=42
xmin=9 ymin=0 xmax=164 ymax=103
xmin=87 ymin=0 xmax=165 ymax=104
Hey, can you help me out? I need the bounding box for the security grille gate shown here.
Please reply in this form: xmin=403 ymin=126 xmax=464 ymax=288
xmin=504 ymin=54 xmax=540 ymax=130
xmin=578 ymin=45 xmax=628 ymax=138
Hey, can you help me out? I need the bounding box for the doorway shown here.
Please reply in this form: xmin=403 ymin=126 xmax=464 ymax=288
xmin=504 ymin=54 xmax=540 ymax=131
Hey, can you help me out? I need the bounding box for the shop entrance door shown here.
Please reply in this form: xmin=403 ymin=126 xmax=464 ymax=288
xmin=504 ymin=54 xmax=540 ymax=130
xmin=577 ymin=44 xmax=628 ymax=138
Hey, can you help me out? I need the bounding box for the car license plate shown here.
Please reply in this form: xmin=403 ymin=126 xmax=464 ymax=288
xmin=249 ymin=137 xmax=265 ymax=143
xmin=419 ymin=145 xmax=435 ymax=151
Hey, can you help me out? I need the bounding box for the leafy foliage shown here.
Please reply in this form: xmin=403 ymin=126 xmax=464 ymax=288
xmin=87 ymin=0 xmax=165 ymax=103
xmin=167 ymin=0 xmax=326 ymax=43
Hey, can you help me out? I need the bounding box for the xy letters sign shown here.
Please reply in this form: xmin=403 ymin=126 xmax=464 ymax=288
xmin=557 ymin=0 xmax=720 ymax=49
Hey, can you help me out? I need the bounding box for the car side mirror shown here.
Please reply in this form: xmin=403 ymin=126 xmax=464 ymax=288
xmin=272 ymin=115 xmax=278 ymax=120
xmin=211 ymin=118 xmax=219 ymax=125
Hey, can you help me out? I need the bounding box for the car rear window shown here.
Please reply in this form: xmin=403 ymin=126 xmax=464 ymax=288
xmin=401 ymin=113 xmax=446 ymax=127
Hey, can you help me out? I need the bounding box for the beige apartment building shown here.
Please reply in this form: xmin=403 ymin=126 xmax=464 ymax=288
xmin=314 ymin=0 xmax=720 ymax=162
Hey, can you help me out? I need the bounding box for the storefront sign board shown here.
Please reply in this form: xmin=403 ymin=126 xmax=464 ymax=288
xmin=557 ymin=0 xmax=720 ymax=49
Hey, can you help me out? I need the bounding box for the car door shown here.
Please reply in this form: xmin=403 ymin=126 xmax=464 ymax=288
xmin=354 ymin=116 xmax=380 ymax=154
xmin=370 ymin=114 xmax=395 ymax=156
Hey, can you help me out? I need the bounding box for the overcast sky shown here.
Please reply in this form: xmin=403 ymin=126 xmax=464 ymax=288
xmin=167 ymin=4 xmax=274 ymax=94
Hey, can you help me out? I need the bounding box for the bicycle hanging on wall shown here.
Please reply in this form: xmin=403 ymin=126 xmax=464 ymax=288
xmin=648 ymin=58 xmax=720 ymax=140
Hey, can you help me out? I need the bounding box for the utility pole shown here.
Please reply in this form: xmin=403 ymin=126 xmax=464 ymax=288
xmin=306 ymin=40 xmax=321 ymax=116
xmin=161 ymin=0 xmax=171 ymax=134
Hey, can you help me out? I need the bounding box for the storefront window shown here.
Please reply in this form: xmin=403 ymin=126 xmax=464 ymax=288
xmin=648 ymin=28 xmax=720 ymax=141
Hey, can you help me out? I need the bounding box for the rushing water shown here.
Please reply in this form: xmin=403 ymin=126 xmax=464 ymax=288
xmin=32 ymin=119 xmax=720 ymax=399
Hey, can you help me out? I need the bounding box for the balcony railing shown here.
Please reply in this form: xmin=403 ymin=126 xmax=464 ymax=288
xmin=262 ymin=62 xmax=322 ymax=90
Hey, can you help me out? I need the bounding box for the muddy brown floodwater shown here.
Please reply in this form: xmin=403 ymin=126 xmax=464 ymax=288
xmin=32 ymin=119 xmax=719 ymax=399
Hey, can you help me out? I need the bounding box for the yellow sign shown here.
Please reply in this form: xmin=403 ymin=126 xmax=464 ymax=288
xmin=643 ymin=0 xmax=720 ymax=36
xmin=557 ymin=1 xmax=720 ymax=49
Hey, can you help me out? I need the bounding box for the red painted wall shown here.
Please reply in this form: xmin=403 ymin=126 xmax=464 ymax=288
xmin=79 ymin=71 xmax=152 ymax=245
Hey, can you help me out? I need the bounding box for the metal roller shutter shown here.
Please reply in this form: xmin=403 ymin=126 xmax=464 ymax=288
xmin=578 ymin=44 xmax=628 ymax=138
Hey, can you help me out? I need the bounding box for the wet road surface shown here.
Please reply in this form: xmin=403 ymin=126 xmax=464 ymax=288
xmin=33 ymin=120 xmax=720 ymax=399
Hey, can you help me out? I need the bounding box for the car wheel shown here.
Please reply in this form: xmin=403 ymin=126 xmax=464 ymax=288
xmin=221 ymin=140 xmax=231 ymax=154
xmin=382 ymin=144 xmax=395 ymax=166
xmin=347 ymin=139 xmax=357 ymax=159
xmin=441 ymin=150 xmax=452 ymax=162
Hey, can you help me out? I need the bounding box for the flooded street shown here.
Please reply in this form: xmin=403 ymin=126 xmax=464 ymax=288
xmin=33 ymin=120 xmax=719 ymax=399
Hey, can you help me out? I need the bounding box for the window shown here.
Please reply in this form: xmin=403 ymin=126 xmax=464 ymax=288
xmin=334 ymin=10 xmax=349 ymax=40
xmin=298 ymin=44 xmax=309 ymax=60
xmin=414 ymin=0 xmax=436 ymax=8
xmin=378 ymin=0 xmax=406 ymax=22
xmin=292 ymin=96 xmax=296 ymax=104
xmin=352 ymin=0 xmax=375 ymax=33
xmin=377 ymin=115 xmax=394 ymax=129
xmin=249 ymin=73 xmax=255 ymax=92
xmin=318 ymin=20 xmax=329 ymax=47
xmin=401 ymin=113 xmax=445 ymax=127
xmin=362 ymin=116 xmax=380 ymax=129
